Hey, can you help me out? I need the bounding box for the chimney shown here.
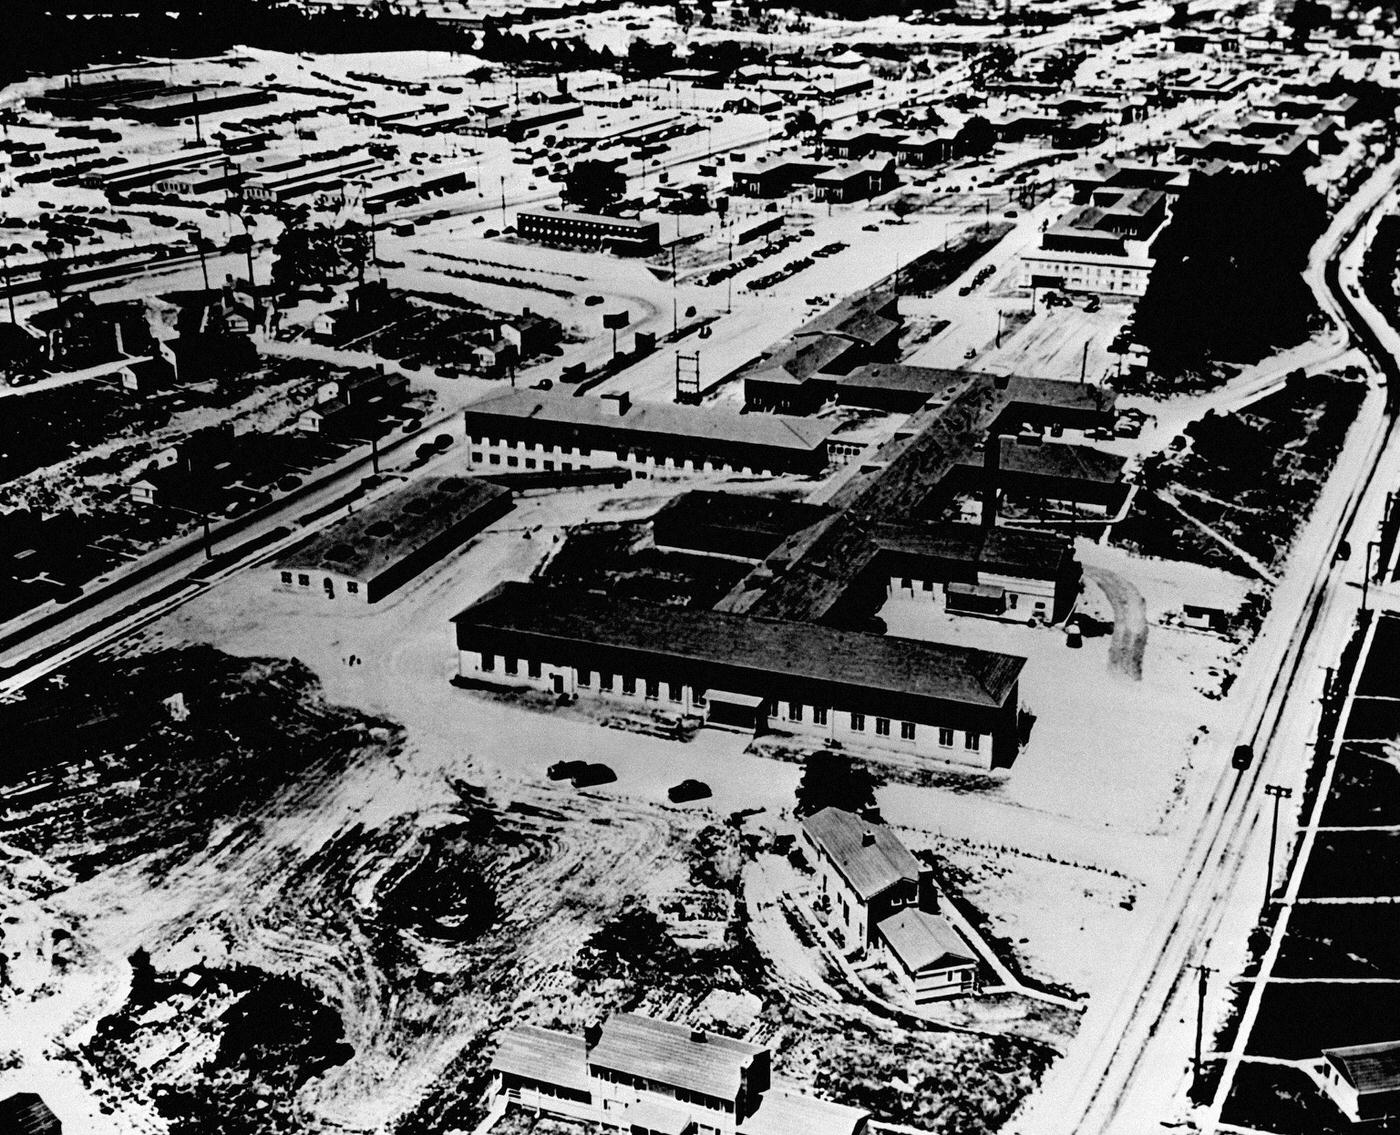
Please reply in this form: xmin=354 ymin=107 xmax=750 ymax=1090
xmin=584 ymin=1021 xmax=602 ymax=1048
xmin=861 ymin=830 xmax=876 ymax=847
xmin=982 ymin=432 xmax=1001 ymax=529
xmin=601 ymin=390 xmax=631 ymax=416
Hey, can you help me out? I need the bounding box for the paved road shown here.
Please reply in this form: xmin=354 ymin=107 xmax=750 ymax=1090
xmin=1013 ymin=150 xmax=1400 ymax=1135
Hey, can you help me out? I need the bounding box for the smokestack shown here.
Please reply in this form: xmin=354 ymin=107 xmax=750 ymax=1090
xmin=982 ymin=433 xmax=1001 ymax=529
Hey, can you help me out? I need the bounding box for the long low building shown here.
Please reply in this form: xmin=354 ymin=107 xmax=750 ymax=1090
xmin=489 ymin=1013 xmax=868 ymax=1135
xmin=516 ymin=207 xmax=659 ymax=254
xmin=452 ymin=581 xmax=1026 ymax=768
xmin=275 ymin=476 xmax=512 ymax=603
xmin=463 ymin=388 xmax=833 ymax=479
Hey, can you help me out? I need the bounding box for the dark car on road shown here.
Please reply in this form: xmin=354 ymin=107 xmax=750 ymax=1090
xmin=667 ymin=779 xmax=711 ymax=804
xmin=1232 ymin=744 xmax=1254 ymax=770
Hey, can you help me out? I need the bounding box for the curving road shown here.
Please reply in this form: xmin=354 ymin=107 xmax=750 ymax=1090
xmin=1012 ymin=152 xmax=1400 ymax=1135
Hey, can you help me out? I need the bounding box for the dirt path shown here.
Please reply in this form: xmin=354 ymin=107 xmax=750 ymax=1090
xmin=1083 ymin=566 xmax=1147 ymax=681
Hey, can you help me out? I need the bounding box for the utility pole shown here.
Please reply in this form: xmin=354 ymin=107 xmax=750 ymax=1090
xmin=1079 ymin=340 xmax=1089 ymax=385
xmin=1192 ymin=960 xmax=1214 ymax=1090
xmin=499 ymin=175 xmax=507 ymax=226
xmin=1363 ymin=540 xmax=1378 ymax=612
xmin=1263 ymin=784 xmax=1293 ymax=908
xmin=996 ymin=308 xmax=1003 ymax=349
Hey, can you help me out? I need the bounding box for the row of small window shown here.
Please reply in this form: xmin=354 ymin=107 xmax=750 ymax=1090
xmin=472 ymin=438 xmax=593 ymax=457
xmin=479 ymin=655 xmax=698 ymax=701
xmin=470 ymin=442 xmax=773 ymax=477
xmin=279 ymin=570 xmax=359 ymax=594
xmin=783 ymin=702 xmax=978 ymax=749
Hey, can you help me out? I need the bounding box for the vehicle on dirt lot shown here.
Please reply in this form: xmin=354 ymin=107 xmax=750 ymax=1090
xmin=668 ymin=779 xmax=711 ymax=803
xmin=548 ymin=760 xmax=586 ymax=781
xmin=1232 ymin=744 xmax=1254 ymax=770
xmin=571 ymin=763 xmax=616 ymax=788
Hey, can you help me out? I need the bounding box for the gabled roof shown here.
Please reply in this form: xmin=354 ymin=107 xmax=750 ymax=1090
xmin=0 ymin=1093 xmax=61 ymax=1135
xmin=802 ymin=808 xmax=923 ymax=902
xmin=490 ymin=1025 xmax=591 ymax=1093
xmin=738 ymin=1088 xmax=869 ymax=1135
xmin=877 ymin=907 xmax=976 ymax=975
xmin=454 ymin=583 xmax=1025 ymax=709
xmin=462 ymin=388 xmax=832 ymax=453
xmin=1323 ymin=1040 xmax=1400 ymax=1095
xmin=587 ymin=1014 xmax=764 ymax=1102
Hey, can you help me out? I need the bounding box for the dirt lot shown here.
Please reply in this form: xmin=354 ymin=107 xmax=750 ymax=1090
xmin=1220 ymin=1062 xmax=1355 ymax=1135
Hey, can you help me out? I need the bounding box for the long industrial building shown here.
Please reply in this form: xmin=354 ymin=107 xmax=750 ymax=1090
xmin=452 ymin=581 xmax=1026 ymax=768
xmin=463 ymin=388 xmax=833 ymax=479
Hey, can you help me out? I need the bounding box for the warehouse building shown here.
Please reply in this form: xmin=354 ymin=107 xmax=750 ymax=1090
xmin=275 ymin=476 xmax=512 ymax=603
xmin=463 ymin=388 xmax=833 ymax=479
xmin=516 ymin=207 xmax=659 ymax=254
xmin=451 ymin=582 xmax=1026 ymax=768
xmin=489 ymin=1013 xmax=868 ymax=1135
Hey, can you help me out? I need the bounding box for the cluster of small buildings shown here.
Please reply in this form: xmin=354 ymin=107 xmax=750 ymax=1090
xmin=295 ymin=365 xmax=411 ymax=438
xmin=7 ymin=284 xmax=259 ymax=393
xmin=731 ymin=155 xmax=896 ymax=203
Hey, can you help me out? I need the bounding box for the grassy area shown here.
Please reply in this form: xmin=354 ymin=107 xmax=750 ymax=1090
xmin=1246 ymin=981 xmax=1400 ymax=1058
xmin=1113 ymin=373 xmax=1365 ymax=572
xmin=1298 ymin=831 xmax=1400 ymax=898
xmin=1318 ymin=744 xmax=1400 ymax=827
xmin=0 ymin=381 xmax=168 ymax=486
xmin=1275 ymin=902 xmax=1400 ymax=978
xmin=1220 ymin=1061 xmax=1353 ymax=1135
xmin=535 ymin=520 xmax=750 ymax=608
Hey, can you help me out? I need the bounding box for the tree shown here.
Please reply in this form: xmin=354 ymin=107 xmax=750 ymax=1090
xmin=955 ymin=115 xmax=997 ymax=158
xmin=969 ymin=43 xmax=1014 ymax=89
xmin=573 ymin=902 xmax=684 ymax=986
xmin=562 ymin=159 xmax=627 ymax=215
xmin=1134 ymin=167 xmax=1326 ymax=377
xmin=794 ymin=750 xmax=878 ymax=818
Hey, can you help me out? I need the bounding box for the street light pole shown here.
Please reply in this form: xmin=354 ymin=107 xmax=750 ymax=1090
xmin=1364 ymin=539 xmax=1381 ymax=612
xmin=1263 ymin=784 xmax=1293 ymax=908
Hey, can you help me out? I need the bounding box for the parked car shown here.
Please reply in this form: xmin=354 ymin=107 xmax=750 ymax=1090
xmin=1232 ymin=744 xmax=1254 ymax=770
xmin=667 ymin=779 xmax=711 ymax=804
xmin=1085 ymin=296 xmax=1101 ymax=313
xmin=964 ymin=346 xmax=977 ymax=359
xmin=585 ymin=295 xmax=604 ymax=305
xmin=548 ymin=760 xmax=586 ymax=781
xmin=571 ymin=763 xmax=616 ymax=788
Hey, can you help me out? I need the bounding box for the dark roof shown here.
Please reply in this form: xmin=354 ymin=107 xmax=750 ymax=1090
xmin=279 ymin=476 xmax=510 ymax=580
xmin=1324 ymin=1041 xmax=1400 ymax=1094
xmin=872 ymin=522 xmax=1073 ymax=581
xmin=802 ymin=807 xmax=923 ymax=901
xmin=652 ymin=491 xmax=831 ymax=546
xmin=453 ymin=581 xmax=1025 ymax=708
xmin=0 ymin=1094 xmax=61 ymax=1135
xmin=998 ymin=439 xmax=1126 ymax=484
xmin=587 ymin=1014 xmax=764 ymax=1101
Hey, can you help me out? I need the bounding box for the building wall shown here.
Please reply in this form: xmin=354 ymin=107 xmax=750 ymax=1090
xmin=275 ymin=566 xmax=370 ymax=602
xmin=1018 ymin=252 xmax=1152 ymax=296
xmin=457 ymin=646 xmax=1001 ymax=771
xmin=464 ymin=430 xmax=819 ymax=479
xmin=884 ymin=571 xmax=1058 ymax=624
xmin=881 ymin=945 xmax=978 ymax=1002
